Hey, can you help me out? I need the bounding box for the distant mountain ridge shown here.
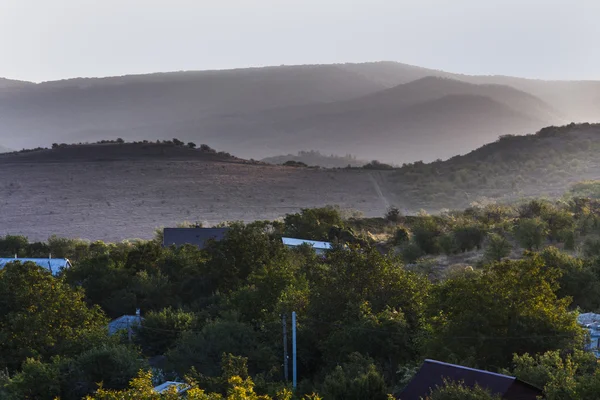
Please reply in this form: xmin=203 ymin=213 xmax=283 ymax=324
xmin=0 ymin=62 xmax=598 ymax=163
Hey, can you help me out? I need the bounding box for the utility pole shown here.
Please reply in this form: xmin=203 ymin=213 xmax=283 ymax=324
xmin=292 ymin=311 xmax=297 ymax=389
xmin=282 ymin=314 xmax=289 ymax=382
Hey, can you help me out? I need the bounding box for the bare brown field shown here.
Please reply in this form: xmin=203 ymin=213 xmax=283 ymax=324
xmin=0 ymin=159 xmax=390 ymax=241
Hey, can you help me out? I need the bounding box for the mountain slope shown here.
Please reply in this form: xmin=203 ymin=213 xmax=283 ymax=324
xmin=203 ymin=78 xmax=560 ymax=162
xmin=382 ymin=123 xmax=600 ymax=212
xmin=0 ymin=64 xmax=391 ymax=149
xmin=0 ymin=78 xmax=34 ymax=90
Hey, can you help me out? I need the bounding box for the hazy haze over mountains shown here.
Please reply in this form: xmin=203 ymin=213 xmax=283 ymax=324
xmin=1 ymin=61 xmax=598 ymax=163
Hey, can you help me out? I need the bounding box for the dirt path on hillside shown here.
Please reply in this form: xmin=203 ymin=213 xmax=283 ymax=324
xmin=369 ymin=172 xmax=391 ymax=210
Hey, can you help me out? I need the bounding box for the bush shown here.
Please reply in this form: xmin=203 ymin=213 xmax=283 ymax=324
xmin=400 ymin=243 xmax=424 ymax=264
xmin=385 ymin=207 xmax=402 ymax=223
xmin=393 ymin=228 xmax=410 ymax=245
xmin=320 ymin=353 xmax=388 ymax=400
xmin=135 ymin=307 xmax=196 ymax=356
xmin=452 ymin=224 xmax=486 ymax=252
xmin=411 ymin=217 xmax=442 ymax=254
xmin=424 ymin=379 xmax=501 ymax=400
xmin=484 ymin=233 xmax=512 ymax=262
xmin=514 ymin=217 xmax=548 ymax=250
xmin=65 ymin=344 xmax=146 ymax=397
xmin=438 ymin=233 xmax=458 ymax=255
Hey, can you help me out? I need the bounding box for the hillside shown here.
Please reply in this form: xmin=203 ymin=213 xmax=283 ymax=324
xmin=0 ymin=141 xmax=242 ymax=164
xmin=0 ymin=141 xmax=387 ymax=241
xmin=381 ymin=123 xmax=600 ymax=211
xmin=1 ymin=62 xmax=598 ymax=164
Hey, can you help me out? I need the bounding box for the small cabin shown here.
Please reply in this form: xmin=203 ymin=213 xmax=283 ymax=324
xmin=0 ymin=257 xmax=72 ymax=276
xmin=282 ymin=237 xmax=332 ymax=255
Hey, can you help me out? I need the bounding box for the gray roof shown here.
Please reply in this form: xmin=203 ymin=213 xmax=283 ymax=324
xmin=0 ymin=258 xmax=72 ymax=276
xmin=108 ymin=315 xmax=143 ymax=335
xmin=163 ymin=227 xmax=229 ymax=249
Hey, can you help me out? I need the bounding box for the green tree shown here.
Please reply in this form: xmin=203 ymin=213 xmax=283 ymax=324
xmin=65 ymin=344 xmax=147 ymax=398
xmin=509 ymin=350 xmax=600 ymax=400
xmin=411 ymin=217 xmax=442 ymax=254
xmin=284 ymin=207 xmax=345 ymax=241
xmin=483 ymin=233 xmax=512 ymax=262
xmin=0 ymin=357 xmax=62 ymax=400
xmin=0 ymin=262 xmax=109 ymax=371
xmin=424 ymin=380 xmax=501 ymax=400
xmin=0 ymin=235 xmax=29 ymax=257
xmin=514 ymin=217 xmax=549 ymax=250
xmin=135 ymin=308 xmax=197 ymax=356
xmin=452 ymin=223 xmax=486 ymax=252
xmin=426 ymin=255 xmax=584 ymax=369
xmin=166 ymin=317 xmax=276 ymax=378
xmin=320 ymin=353 xmax=388 ymax=400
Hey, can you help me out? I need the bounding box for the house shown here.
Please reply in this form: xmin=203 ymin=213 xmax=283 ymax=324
xmin=163 ymin=227 xmax=229 ymax=249
xmin=108 ymin=309 xmax=143 ymax=337
xmin=0 ymin=257 xmax=72 ymax=276
xmin=399 ymin=359 xmax=543 ymax=400
xmin=577 ymin=312 xmax=600 ymax=357
xmin=281 ymin=237 xmax=332 ymax=255
xmin=153 ymin=381 xmax=190 ymax=395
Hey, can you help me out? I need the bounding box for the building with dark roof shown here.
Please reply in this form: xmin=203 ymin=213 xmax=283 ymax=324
xmin=399 ymin=359 xmax=543 ymax=400
xmin=162 ymin=227 xmax=229 ymax=249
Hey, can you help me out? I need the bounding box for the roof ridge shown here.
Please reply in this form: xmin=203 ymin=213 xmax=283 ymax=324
xmin=424 ymin=359 xmax=515 ymax=380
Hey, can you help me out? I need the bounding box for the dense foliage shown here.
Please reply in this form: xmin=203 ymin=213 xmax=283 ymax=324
xmin=4 ymin=197 xmax=600 ymax=398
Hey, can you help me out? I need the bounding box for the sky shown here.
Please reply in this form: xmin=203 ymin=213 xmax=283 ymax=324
xmin=0 ymin=0 xmax=598 ymax=82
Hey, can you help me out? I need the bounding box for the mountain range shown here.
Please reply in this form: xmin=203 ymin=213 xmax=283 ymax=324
xmin=1 ymin=62 xmax=599 ymax=163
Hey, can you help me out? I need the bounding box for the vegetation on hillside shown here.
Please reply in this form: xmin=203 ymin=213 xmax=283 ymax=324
xmin=3 ymin=192 xmax=600 ymax=398
xmin=386 ymin=123 xmax=600 ymax=211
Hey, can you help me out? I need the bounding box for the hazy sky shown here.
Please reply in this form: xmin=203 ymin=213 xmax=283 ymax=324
xmin=1 ymin=0 xmax=598 ymax=82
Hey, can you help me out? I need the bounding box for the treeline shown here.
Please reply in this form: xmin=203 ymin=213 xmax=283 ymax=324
xmin=2 ymin=139 xmax=233 ymax=158
xmin=3 ymin=200 xmax=600 ymax=398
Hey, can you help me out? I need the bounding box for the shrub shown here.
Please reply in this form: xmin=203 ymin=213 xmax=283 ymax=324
xmin=424 ymin=379 xmax=501 ymax=400
xmin=393 ymin=228 xmax=410 ymax=245
xmin=411 ymin=217 xmax=442 ymax=254
xmin=135 ymin=307 xmax=196 ymax=356
xmin=385 ymin=207 xmax=402 ymax=223
xmin=484 ymin=233 xmax=512 ymax=262
xmin=514 ymin=217 xmax=548 ymax=250
xmin=320 ymin=353 xmax=388 ymax=400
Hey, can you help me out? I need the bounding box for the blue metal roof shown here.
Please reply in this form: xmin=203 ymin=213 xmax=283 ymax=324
xmin=0 ymin=258 xmax=72 ymax=276
xmin=108 ymin=314 xmax=143 ymax=335
xmin=282 ymin=237 xmax=332 ymax=250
